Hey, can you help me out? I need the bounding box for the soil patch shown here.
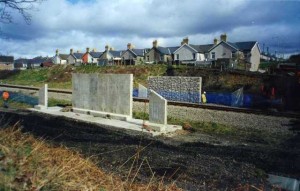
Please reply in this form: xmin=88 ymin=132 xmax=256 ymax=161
xmin=0 ymin=109 xmax=299 ymax=190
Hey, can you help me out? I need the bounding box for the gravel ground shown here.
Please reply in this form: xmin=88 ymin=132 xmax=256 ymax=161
xmin=133 ymin=102 xmax=294 ymax=134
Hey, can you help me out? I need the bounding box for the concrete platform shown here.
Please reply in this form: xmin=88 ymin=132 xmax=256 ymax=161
xmin=30 ymin=107 xmax=182 ymax=136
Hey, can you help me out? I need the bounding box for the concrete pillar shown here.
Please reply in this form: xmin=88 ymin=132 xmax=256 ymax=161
xmin=149 ymin=89 xmax=167 ymax=125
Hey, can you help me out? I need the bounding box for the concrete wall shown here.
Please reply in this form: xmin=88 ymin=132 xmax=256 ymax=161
xmin=38 ymin=84 xmax=48 ymax=107
xmin=249 ymin=43 xmax=261 ymax=72
xmin=138 ymin=84 xmax=148 ymax=98
xmin=72 ymin=73 xmax=133 ymax=117
xmin=149 ymin=90 xmax=167 ymax=125
xmin=148 ymin=76 xmax=202 ymax=103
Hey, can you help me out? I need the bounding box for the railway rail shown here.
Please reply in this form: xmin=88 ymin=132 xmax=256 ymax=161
xmin=1 ymin=84 xmax=299 ymax=119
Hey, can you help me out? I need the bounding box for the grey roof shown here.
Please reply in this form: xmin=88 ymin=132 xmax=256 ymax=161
xmin=234 ymin=41 xmax=257 ymax=51
xmin=14 ymin=58 xmax=30 ymax=64
xmin=198 ymin=44 xmax=214 ymax=52
xmin=73 ymin=52 xmax=84 ymax=59
xmin=109 ymin=50 xmax=124 ymax=57
xmin=189 ymin=44 xmax=203 ymax=52
xmin=227 ymin=42 xmax=240 ymax=50
xmin=156 ymin=46 xmax=180 ymax=55
xmin=168 ymin=46 xmax=180 ymax=54
xmin=156 ymin=46 xmax=171 ymax=55
xmin=0 ymin=56 xmax=14 ymax=63
xmin=30 ymin=56 xmax=50 ymax=64
xmin=59 ymin=54 xmax=69 ymax=60
xmin=90 ymin=52 xmax=103 ymax=58
xmin=131 ymin=49 xmax=144 ymax=56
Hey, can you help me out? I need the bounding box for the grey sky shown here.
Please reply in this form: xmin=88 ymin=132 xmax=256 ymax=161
xmin=0 ymin=0 xmax=299 ymax=58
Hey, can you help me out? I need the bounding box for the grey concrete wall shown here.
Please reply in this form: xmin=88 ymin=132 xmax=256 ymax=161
xmin=72 ymin=73 xmax=133 ymax=116
xmin=38 ymin=84 xmax=48 ymax=107
xmin=148 ymin=76 xmax=202 ymax=103
xmin=138 ymin=84 xmax=148 ymax=98
xmin=149 ymin=90 xmax=167 ymax=125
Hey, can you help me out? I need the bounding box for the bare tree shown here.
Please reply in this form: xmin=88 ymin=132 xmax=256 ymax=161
xmin=0 ymin=0 xmax=44 ymax=24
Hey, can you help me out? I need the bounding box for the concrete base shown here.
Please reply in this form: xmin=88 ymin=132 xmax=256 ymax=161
xmin=144 ymin=121 xmax=166 ymax=132
xmin=72 ymin=107 xmax=132 ymax=121
xmin=34 ymin=105 xmax=47 ymax=110
xmin=29 ymin=107 xmax=182 ymax=136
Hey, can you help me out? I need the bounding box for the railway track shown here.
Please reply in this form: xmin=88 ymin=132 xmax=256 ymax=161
xmin=1 ymin=84 xmax=299 ymax=118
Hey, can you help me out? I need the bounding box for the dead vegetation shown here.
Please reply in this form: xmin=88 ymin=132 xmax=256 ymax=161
xmin=0 ymin=125 xmax=182 ymax=191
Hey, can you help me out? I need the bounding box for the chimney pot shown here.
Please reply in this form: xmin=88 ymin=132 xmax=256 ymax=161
xmin=127 ymin=43 xmax=132 ymax=50
xmin=220 ymin=33 xmax=227 ymax=42
xmin=153 ymin=40 xmax=158 ymax=48
xmin=214 ymin=38 xmax=218 ymax=45
xmin=70 ymin=48 xmax=73 ymax=54
xmin=86 ymin=47 xmax=90 ymax=53
xmin=105 ymin=45 xmax=109 ymax=51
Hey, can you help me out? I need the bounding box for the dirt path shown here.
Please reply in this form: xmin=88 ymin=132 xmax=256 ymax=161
xmin=0 ymin=109 xmax=299 ymax=190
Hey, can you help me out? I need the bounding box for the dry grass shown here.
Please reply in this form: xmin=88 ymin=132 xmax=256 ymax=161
xmin=0 ymin=126 xmax=182 ymax=191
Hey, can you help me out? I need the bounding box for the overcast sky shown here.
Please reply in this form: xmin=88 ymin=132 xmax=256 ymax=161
xmin=0 ymin=0 xmax=299 ymax=59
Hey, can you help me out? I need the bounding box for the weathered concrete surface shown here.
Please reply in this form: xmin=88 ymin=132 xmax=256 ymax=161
xmin=35 ymin=84 xmax=48 ymax=109
xmin=72 ymin=73 xmax=133 ymax=119
xmin=148 ymin=76 xmax=202 ymax=103
xmin=149 ymin=89 xmax=167 ymax=128
xmin=138 ymin=83 xmax=148 ymax=98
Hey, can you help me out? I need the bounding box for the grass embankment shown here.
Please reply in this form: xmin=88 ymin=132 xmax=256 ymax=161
xmin=0 ymin=127 xmax=181 ymax=191
xmin=0 ymin=65 xmax=168 ymax=89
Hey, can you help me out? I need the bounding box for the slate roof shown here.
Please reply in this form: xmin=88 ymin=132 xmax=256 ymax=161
xmin=109 ymin=50 xmax=124 ymax=57
xmin=198 ymin=44 xmax=214 ymax=52
xmin=131 ymin=49 xmax=144 ymax=56
xmin=90 ymin=52 xmax=103 ymax=58
xmin=59 ymin=54 xmax=69 ymax=60
xmin=30 ymin=56 xmax=50 ymax=64
xmin=0 ymin=56 xmax=14 ymax=63
xmin=234 ymin=41 xmax=257 ymax=51
xmin=73 ymin=52 xmax=84 ymax=59
xmin=14 ymin=58 xmax=30 ymax=64
xmin=156 ymin=46 xmax=180 ymax=55
xmin=168 ymin=46 xmax=180 ymax=54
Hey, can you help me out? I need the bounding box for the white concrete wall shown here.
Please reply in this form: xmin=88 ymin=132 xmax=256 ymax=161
xmin=249 ymin=43 xmax=261 ymax=72
xmin=72 ymin=73 xmax=133 ymax=117
xmin=149 ymin=90 xmax=167 ymax=125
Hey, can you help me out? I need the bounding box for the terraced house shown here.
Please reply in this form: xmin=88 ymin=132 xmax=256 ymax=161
xmin=0 ymin=55 xmax=14 ymax=70
xmin=121 ymin=43 xmax=145 ymax=65
xmin=48 ymin=34 xmax=261 ymax=71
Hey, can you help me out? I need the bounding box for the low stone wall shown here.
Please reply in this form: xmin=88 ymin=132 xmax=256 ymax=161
xmin=148 ymin=76 xmax=202 ymax=103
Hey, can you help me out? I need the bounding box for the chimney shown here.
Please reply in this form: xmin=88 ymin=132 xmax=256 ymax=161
xmin=109 ymin=47 xmax=114 ymax=51
xmin=70 ymin=48 xmax=73 ymax=54
xmin=86 ymin=47 xmax=90 ymax=53
xmin=184 ymin=37 xmax=189 ymax=45
xmin=153 ymin=40 xmax=158 ymax=48
xmin=76 ymin=50 xmax=80 ymax=53
xmin=127 ymin=43 xmax=133 ymax=50
xmin=220 ymin=33 xmax=227 ymax=42
xmin=214 ymin=38 xmax=218 ymax=45
xmin=55 ymin=49 xmax=59 ymax=56
xmin=105 ymin=45 xmax=109 ymax=51
xmin=92 ymin=48 xmax=96 ymax=52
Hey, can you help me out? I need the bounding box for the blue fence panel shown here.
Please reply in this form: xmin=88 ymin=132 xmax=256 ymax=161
xmin=0 ymin=91 xmax=38 ymax=106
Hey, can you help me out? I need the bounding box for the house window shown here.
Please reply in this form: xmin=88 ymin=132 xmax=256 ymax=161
xmin=147 ymin=55 xmax=149 ymax=61
xmin=211 ymin=52 xmax=215 ymax=59
xmin=176 ymin=54 xmax=179 ymax=60
xmin=205 ymin=53 xmax=208 ymax=58
xmin=232 ymin=52 xmax=236 ymax=58
xmin=193 ymin=53 xmax=196 ymax=60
